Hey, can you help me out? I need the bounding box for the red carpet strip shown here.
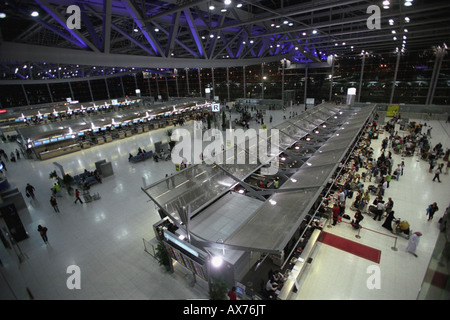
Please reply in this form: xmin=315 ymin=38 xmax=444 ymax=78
xmin=318 ymin=231 xmax=381 ymax=264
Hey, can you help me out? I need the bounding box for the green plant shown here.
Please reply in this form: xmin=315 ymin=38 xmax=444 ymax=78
xmin=209 ymin=277 xmax=228 ymax=300
xmin=222 ymin=110 xmax=226 ymax=130
xmin=49 ymin=170 xmax=60 ymax=181
xmin=62 ymin=174 xmax=74 ymax=195
xmin=166 ymin=128 xmax=173 ymax=141
xmin=155 ymin=242 xmax=172 ymax=271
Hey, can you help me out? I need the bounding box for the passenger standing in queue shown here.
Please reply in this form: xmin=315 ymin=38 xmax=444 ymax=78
xmin=227 ymin=287 xmax=237 ymax=300
xmin=332 ymin=203 xmax=340 ymax=226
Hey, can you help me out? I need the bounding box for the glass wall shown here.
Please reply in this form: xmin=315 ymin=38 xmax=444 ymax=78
xmin=71 ymin=81 xmax=92 ymax=102
xmin=122 ymin=74 xmax=137 ymax=98
xmin=1 ymin=51 xmax=449 ymax=109
xmin=433 ymin=53 xmax=450 ymax=105
xmin=49 ymin=82 xmax=71 ymax=103
xmin=90 ymin=79 xmax=109 ymax=101
xmin=200 ymin=68 xmax=213 ymax=98
xmin=107 ymin=77 xmax=123 ymax=99
xmin=0 ymin=84 xmax=27 ymax=107
xmin=245 ymin=64 xmax=262 ymax=99
xmin=24 ymin=83 xmax=51 ymax=105
xmin=213 ymin=67 xmax=228 ymax=102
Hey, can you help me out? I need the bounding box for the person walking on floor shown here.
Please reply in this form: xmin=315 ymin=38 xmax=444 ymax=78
xmin=37 ymin=225 xmax=48 ymax=244
xmin=432 ymin=163 xmax=443 ymax=183
xmin=50 ymin=196 xmax=60 ymax=213
xmin=406 ymin=232 xmax=422 ymax=257
xmin=25 ymin=183 xmax=36 ymax=199
xmin=74 ymin=189 xmax=83 ymax=204
xmin=427 ymin=202 xmax=439 ymax=221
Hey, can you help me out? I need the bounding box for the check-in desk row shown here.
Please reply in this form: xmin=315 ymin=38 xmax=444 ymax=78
xmin=277 ymin=228 xmax=321 ymax=300
xmin=39 ymin=143 xmax=82 ymax=160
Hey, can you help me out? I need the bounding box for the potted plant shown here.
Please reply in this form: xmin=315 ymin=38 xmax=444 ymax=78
xmin=209 ymin=277 xmax=228 ymax=300
xmin=166 ymin=129 xmax=176 ymax=150
xmin=49 ymin=170 xmax=60 ymax=181
xmin=155 ymin=242 xmax=172 ymax=272
xmin=62 ymin=173 xmax=74 ymax=195
xmin=221 ymin=110 xmax=227 ymax=130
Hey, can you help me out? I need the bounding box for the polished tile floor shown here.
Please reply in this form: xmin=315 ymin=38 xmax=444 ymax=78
xmin=293 ymin=115 xmax=450 ymax=300
xmin=0 ymin=105 xmax=448 ymax=300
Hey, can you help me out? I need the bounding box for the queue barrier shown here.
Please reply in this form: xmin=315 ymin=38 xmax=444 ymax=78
xmin=327 ymin=217 xmax=399 ymax=251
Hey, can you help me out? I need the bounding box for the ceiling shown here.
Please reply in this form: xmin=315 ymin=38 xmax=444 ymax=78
xmin=0 ymin=0 xmax=449 ymax=81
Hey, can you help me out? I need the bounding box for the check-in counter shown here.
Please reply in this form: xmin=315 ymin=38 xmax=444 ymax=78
xmin=125 ymin=130 xmax=132 ymax=137
xmin=143 ymin=126 xmax=149 ymax=132
xmin=39 ymin=143 xmax=82 ymax=160
xmin=113 ymin=131 xmax=125 ymax=139
xmin=104 ymin=135 xmax=113 ymax=142
xmin=277 ymin=228 xmax=321 ymax=300
xmin=95 ymin=137 xmax=105 ymax=145
xmin=136 ymin=126 xmax=143 ymax=134
xmin=80 ymin=141 xmax=91 ymax=148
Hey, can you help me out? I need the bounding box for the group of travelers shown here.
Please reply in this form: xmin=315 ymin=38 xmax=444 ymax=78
xmin=330 ymin=112 xmax=445 ymax=246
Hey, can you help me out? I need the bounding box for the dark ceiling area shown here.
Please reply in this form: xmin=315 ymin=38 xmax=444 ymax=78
xmin=0 ymin=0 xmax=449 ymax=80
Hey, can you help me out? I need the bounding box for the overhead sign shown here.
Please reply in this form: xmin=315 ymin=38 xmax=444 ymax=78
xmin=211 ymin=103 xmax=220 ymax=112
xmin=387 ymin=105 xmax=399 ymax=117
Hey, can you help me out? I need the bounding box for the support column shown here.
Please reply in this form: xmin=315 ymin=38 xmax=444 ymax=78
xmin=357 ymin=54 xmax=366 ymax=102
xmin=243 ymin=65 xmax=246 ymax=98
xmin=22 ymin=84 xmax=30 ymax=106
xmin=426 ymin=46 xmax=445 ymax=105
xmin=329 ymin=56 xmax=335 ymax=102
xmin=133 ymin=73 xmax=138 ymax=94
xmin=147 ymin=74 xmax=152 ymax=98
xmin=119 ymin=76 xmax=126 ymax=98
xmin=47 ymin=83 xmax=54 ymax=103
xmin=87 ymin=79 xmax=94 ymax=102
xmin=185 ymin=68 xmax=190 ymax=95
xmin=165 ymin=74 xmax=169 ymax=99
xmin=282 ymin=60 xmax=285 ymax=103
xmin=226 ymin=66 xmax=230 ymax=102
xmin=261 ymin=63 xmax=265 ymax=100
xmin=68 ymin=82 xmax=74 ymax=100
xmin=389 ymin=52 xmax=401 ymax=105
xmin=155 ymin=75 xmax=160 ymax=100
xmin=175 ymin=70 xmax=180 ymax=98
xmin=104 ymin=78 xmax=110 ymax=99
xmin=198 ymin=68 xmax=202 ymax=98
xmin=304 ymin=65 xmax=308 ymax=107
xmin=212 ymin=67 xmax=215 ymax=100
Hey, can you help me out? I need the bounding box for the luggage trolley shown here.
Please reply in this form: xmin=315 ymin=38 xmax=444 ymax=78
xmin=83 ymin=190 xmax=101 ymax=203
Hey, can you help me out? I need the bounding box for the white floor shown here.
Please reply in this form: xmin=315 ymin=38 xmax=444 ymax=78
xmin=293 ymin=116 xmax=450 ymax=300
xmin=0 ymin=105 xmax=448 ymax=300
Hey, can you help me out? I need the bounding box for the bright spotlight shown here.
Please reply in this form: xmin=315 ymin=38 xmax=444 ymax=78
xmin=211 ymin=256 xmax=223 ymax=268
